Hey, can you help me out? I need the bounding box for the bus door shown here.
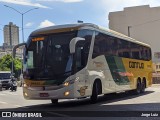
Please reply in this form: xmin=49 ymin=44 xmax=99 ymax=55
xmin=75 ymin=43 xmax=89 ymax=96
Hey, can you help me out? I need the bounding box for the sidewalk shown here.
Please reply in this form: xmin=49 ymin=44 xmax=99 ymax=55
xmin=151 ymin=84 xmax=160 ymax=87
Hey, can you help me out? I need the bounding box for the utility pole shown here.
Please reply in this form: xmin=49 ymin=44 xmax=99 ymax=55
xmin=9 ymin=23 xmax=12 ymax=46
xmin=8 ymin=23 xmax=14 ymax=75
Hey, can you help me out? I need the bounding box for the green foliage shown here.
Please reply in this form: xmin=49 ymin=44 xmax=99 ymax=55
xmin=0 ymin=54 xmax=22 ymax=78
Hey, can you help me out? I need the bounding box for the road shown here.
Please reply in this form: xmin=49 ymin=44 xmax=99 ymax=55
xmin=0 ymin=85 xmax=160 ymax=119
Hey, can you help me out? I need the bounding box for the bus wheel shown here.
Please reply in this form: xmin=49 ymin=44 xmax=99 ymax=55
xmin=134 ymin=80 xmax=141 ymax=95
xmin=90 ymin=81 xmax=99 ymax=104
xmin=51 ymin=99 xmax=58 ymax=104
xmin=141 ymin=80 xmax=146 ymax=93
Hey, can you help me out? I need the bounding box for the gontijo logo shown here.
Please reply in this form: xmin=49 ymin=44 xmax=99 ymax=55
xmin=129 ymin=61 xmax=144 ymax=69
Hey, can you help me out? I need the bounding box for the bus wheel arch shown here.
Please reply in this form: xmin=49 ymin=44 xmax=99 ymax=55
xmin=90 ymin=79 xmax=102 ymax=103
xmin=51 ymin=99 xmax=58 ymax=105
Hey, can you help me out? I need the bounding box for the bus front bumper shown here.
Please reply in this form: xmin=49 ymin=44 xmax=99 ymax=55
xmin=23 ymin=85 xmax=75 ymax=100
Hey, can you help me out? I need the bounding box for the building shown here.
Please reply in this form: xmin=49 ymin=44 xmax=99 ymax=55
xmin=152 ymin=62 xmax=160 ymax=83
xmin=3 ymin=22 xmax=19 ymax=46
xmin=109 ymin=5 xmax=160 ymax=61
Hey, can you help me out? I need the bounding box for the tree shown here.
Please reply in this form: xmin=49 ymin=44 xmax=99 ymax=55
xmin=0 ymin=54 xmax=22 ymax=78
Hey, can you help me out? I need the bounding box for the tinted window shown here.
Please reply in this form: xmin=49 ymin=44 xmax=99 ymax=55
xmin=118 ymin=39 xmax=130 ymax=58
xmin=92 ymin=32 xmax=118 ymax=58
xmin=92 ymin=31 xmax=151 ymax=61
xmin=76 ymin=29 xmax=93 ymax=71
xmin=130 ymin=43 xmax=141 ymax=59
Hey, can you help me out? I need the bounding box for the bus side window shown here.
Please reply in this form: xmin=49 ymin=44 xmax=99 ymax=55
xmin=92 ymin=32 xmax=105 ymax=58
xmin=93 ymin=44 xmax=100 ymax=58
xmin=77 ymin=29 xmax=93 ymax=67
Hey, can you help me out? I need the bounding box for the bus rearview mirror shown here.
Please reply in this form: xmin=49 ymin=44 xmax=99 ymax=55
xmin=13 ymin=43 xmax=27 ymax=58
xmin=70 ymin=37 xmax=85 ymax=54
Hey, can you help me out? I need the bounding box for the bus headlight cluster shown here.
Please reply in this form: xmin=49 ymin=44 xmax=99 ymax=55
xmin=63 ymin=77 xmax=79 ymax=87
xmin=63 ymin=82 xmax=69 ymax=87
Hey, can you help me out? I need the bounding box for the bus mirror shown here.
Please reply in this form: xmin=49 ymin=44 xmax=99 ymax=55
xmin=70 ymin=37 xmax=85 ymax=54
xmin=13 ymin=43 xmax=27 ymax=58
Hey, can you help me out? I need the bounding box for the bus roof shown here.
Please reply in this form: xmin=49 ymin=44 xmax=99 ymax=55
xmin=30 ymin=23 xmax=98 ymax=36
xmin=30 ymin=23 xmax=150 ymax=47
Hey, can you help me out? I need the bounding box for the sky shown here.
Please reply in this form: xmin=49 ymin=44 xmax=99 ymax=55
xmin=0 ymin=0 xmax=160 ymax=45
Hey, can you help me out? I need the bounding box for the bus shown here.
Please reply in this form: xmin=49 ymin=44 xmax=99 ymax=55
xmin=13 ymin=23 xmax=152 ymax=104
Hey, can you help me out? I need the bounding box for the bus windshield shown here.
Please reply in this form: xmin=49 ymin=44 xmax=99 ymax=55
xmin=24 ymin=29 xmax=92 ymax=84
xmin=25 ymin=31 xmax=76 ymax=81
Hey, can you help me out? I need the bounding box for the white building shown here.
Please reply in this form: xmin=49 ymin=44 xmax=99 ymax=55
xmin=3 ymin=22 xmax=19 ymax=46
xmin=109 ymin=5 xmax=160 ymax=61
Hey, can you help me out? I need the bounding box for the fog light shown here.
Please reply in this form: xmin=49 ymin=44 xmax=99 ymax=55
xmin=64 ymin=91 xmax=70 ymax=96
xmin=24 ymin=92 xmax=28 ymax=97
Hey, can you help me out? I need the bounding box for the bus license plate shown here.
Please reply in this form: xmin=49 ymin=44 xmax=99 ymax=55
xmin=40 ymin=93 xmax=49 ymax=97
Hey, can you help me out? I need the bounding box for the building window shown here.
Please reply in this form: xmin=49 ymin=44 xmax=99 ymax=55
xmin=157 ymin=65 xmax=159 ymax=69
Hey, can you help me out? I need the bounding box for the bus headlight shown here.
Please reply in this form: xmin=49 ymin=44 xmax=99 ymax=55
xmin=63 ymin=82 xmax=69 ymax=87
xmin=63 ymin=77 xmax=79 ymax=87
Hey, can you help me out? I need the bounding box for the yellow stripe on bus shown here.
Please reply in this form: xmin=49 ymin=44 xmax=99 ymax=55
xmin=24 ymin=79 xmax=46 ymax=87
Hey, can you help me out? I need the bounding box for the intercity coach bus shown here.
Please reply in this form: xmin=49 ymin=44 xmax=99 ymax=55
xmin=13 ymin=23 xmax=152 ymax=104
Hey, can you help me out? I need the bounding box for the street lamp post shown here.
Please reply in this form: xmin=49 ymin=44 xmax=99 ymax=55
xmin=4 ymin=5 xmax=38 ymax=75
xmin=4 ymin=5 xmax=39 ymax=43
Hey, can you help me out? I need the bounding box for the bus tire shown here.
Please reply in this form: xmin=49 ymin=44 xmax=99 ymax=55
xmin=90 ymin=81 xmax=99 ymax=104
xmin=134 ymin=80 xmax=141 ymax=95
xmin=141 ymin=80 xmax=146 ymax=93
xmin=51 ymin=99 xmax=58 ymax=104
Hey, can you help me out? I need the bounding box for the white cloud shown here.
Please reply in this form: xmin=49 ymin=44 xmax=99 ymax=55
xmin=0 ymin=0 xmax=50 ymax=8
xmin=39 ymin=20 xmax=55 ymax=28
xmin=36 ymin=0 xmax=83 ymax=3
xmin=25 ymin=22 xmax=34 ymax=27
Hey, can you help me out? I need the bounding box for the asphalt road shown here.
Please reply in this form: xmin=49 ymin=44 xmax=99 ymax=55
xmin=0 ymin=85 xmax=160 ymax=120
